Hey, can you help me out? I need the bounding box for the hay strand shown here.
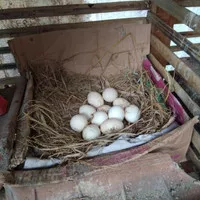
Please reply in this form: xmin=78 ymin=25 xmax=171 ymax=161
xmin=27 ymin=62 xmax=171 ymax=160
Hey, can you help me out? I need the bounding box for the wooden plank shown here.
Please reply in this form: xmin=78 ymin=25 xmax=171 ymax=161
xmin=148 ymin=53 xmax=200 ymax=117
xmin=148 ymin=12 xmax=200 ymax=63
xmin=0 ymin=47 xmax=10 ymax=54
xmin=175 ymin=0 xmax=200 ymax=7
xmin=151 ymin=0 xmax=200 ymax=33
xmin=181 ymin=31 xmax=200 ymax=37
xmin=0 ymin=63 xmax=16 ymax=70
xmin=151 ymin=34 xmax=200 ymax=94
xmin=0 ymin=77 xmax=26 ymax=170
xmin=175 ymin=72 xmax=200 ymax=105
xmin=0 ymin=1 xmax=148 ymax=20
xmin=10 ymin=76 xmax=33 ymax=169
xmin=0 ymin=17 xmax=146 ymax=38
xmin=171 ymin=44 xmax=200 ymax=51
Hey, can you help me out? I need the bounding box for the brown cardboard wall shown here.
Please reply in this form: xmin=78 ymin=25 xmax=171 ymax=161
xmin=9 ymin=23 xmax=151 ymax=76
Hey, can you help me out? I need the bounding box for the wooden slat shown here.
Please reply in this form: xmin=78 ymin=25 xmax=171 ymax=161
xmin=181 ymin=31 xmax=200 ymax=37
xmin=0 ymin=47 xmax=10 ymax=54
xmin=151 ymin=34 xmax=200 ymax=94
xmin=148 ymin=53 xmax=200 ymax=117
xmin=0 ymin=1 xmax=148 ymax=20
xmin=0 ymin=17 xmax=146 ymax=38
xmin=151 ymin=0 xmax=200 ymax=33
xmin=148 ymin=53 xmax=200 ymax=155
xmin=148 ymin=12 xmax=200 ymax=63
xmin=171 ymin=44 xmax=200 ymax=51
xmin=175 ymin=0 xmax=200 ymax=7
xmin=0 ymin=63 xmax=16 ymax=70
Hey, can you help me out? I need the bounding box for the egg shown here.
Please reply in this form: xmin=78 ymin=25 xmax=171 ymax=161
xmin=91 ymin=111 xmax=108 ymax=126
xmin=100 ymin=118 xmax=124 ymax=134
xmin=82 ymin=124 xmax=101 ymax=141
xmin=79 ymin=104 xmax=96 ymax=119
xmin=125 ymin=105 xmax=141 ymax=123
xmin=113 ymin=98 xmax=130 ymax=108
xmin=70 ymin=114 xmax=88 ymax=133
xmin=102 ymin=88 xmax=118 ymax=102
xmin=97 ymin=105 xmax=111 ymax=113
xmin=108 ymin=106 xmax=125 ymax=121
xmin=87 ymin=91 xmax=104 ymax=108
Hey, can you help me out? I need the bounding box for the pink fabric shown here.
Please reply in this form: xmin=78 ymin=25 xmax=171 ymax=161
xmin=0 ymin=95 xmax=8 ymax=116
xmin=143 ymin=58 xmax=184 ymax=124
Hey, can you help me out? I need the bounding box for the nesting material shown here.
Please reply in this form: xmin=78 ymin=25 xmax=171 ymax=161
xmin=27 ymin=63 xmax=171 ymax=160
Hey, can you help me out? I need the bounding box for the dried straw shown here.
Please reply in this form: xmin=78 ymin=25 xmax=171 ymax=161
xmin=27 ymin=61 xmax=171 ymax=160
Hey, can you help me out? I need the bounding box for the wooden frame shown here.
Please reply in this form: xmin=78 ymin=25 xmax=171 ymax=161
xmin=0 ymin=1 xmax=148 ymax=20
xmin=147 ymin=12 xmax=200 ymax=63
xmin=151 ymin=0 xmax=200 ymax=32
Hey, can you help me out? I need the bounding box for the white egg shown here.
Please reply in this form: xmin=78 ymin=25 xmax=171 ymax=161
xmin=79 ymin=104 xmax=96 ymax=119
xmin=82 ymin=124 xmax=101 ymax=141
xmin=87 ymin=91 xmax=104 ymax=108
xmin=113 ymin=98 xmax=130 ymax=108
xmin=91 ymin=111 xmax=108 ymax=126
xmin=97 ymin=105 xmax=111 ymax=113
xmin=125 ymin=105 xmax=141 ymax=123
xmin=108 ymin=106 xmax=125 ymax=121
xmin=100 ymin=118 xmax=124 ymax=134
xmin=102 ymin=88 xmax=118 ymax=102
xmin=70 ymin=114 xmax=88 ymax=133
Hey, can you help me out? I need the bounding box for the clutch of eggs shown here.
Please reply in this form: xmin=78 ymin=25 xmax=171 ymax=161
xmin=70 ymin=87 xmax=141 ymax=141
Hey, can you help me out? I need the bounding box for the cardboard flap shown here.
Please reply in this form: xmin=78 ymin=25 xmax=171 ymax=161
xmin=9 ymin=23 xmax=151 ymax=76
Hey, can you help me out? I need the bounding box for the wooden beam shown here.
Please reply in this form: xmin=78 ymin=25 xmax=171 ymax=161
xmin=151 ymin=34 xmax=200 ymax=94
xmin=0 ymin=17 xmax=145 ymax=38
xmin=0 ymin=63 xmax=16 ymax=70
xmin=0 ymin=47 xmax=10 ymax=54
xmin=148 ymin=12 xmax=200 ymax=63
xmin=148 ymin=54 xmax=200 ymax=117
xmin=0 ymin=1 xmax=148 ymax=20
xmin=151 ymin=0 xmax=200 ymax=33
xmin=171 ymin=44 xmax=200 ymax=51
xmin=175 ymin=0 xmax=200 ymax=7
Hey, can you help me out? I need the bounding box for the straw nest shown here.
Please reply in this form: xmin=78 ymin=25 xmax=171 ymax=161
xmin=27 ymin=62 xmax=171 ymax=160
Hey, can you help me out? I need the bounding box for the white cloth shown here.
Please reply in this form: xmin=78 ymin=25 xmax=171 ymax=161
xmin=87 ymin=122 xmax=179 ymax=157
